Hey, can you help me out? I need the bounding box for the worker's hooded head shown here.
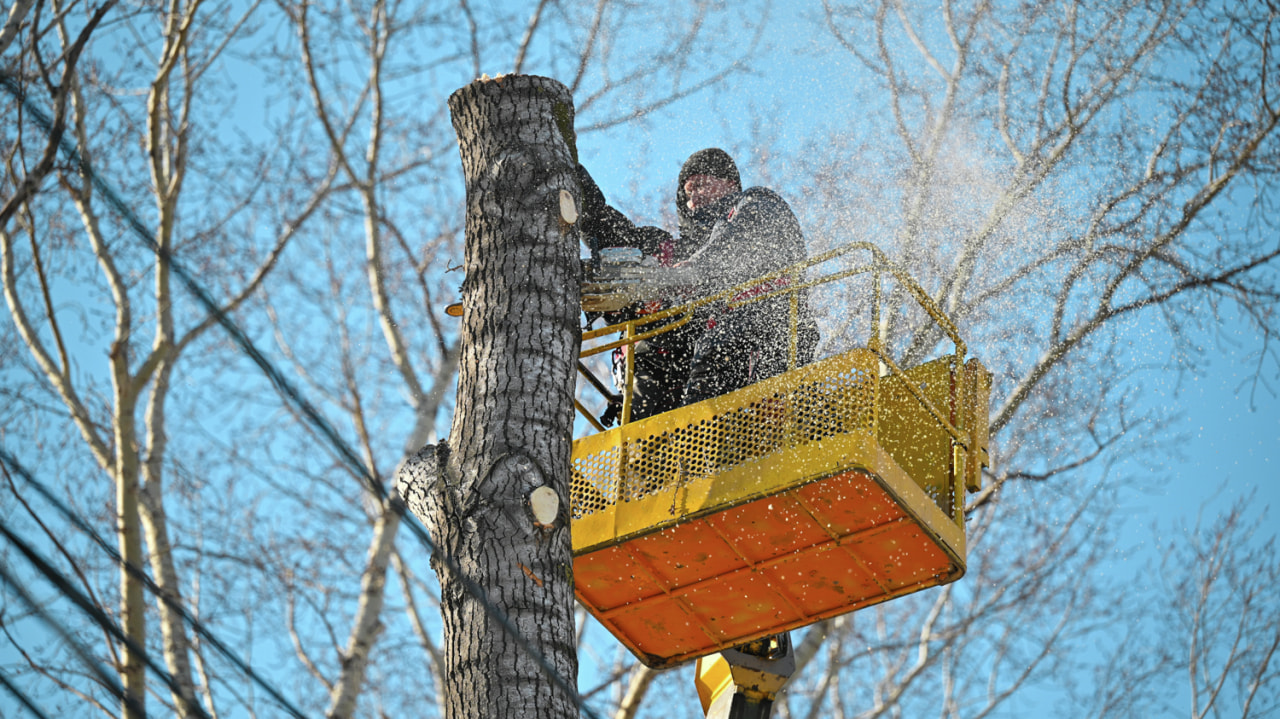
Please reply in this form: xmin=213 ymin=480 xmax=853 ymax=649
xmin=676 ymin=148 xmax=741 ymax=243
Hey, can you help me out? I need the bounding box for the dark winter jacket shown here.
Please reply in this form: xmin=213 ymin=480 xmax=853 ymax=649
xmin=577 ymin=165 xmax=676 ymax=264
xmin=578 ymin=166 xmax=806 ymax=311
xmin=681 ymin=186 xmax=806 ymax=305
xmin=676 ymin=185 xmax=819 ymax=404
xmin=576 ymin=158 xmax=818 ymax=416
xmin=576 ymin=165 xmax=690 ymax=338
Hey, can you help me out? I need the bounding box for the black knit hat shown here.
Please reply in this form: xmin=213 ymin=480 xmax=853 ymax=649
xmin=681 ymin=147 xmax=740 ymax=182
xmin=677 ymin=148 xmax=741 ymax=205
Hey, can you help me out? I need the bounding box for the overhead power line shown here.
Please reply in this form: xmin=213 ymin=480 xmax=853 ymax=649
xmin=0 ymin=447 xmax=306 ymax=718
xmin=0 ymin=544 xmax=152 ymax=719
xmin=1 ymin=74 xmax=600 ymax=719
xmin=0 ymin=656 xmax=56 ymax=719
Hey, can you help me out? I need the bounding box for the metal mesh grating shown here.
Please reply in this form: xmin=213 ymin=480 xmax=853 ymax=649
xmin=570 ymin=355 xmax=876 ymax=519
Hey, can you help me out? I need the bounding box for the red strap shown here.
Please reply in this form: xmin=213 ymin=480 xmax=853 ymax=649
xmin=657 ymin=239 xmax=675 ymax=267
xmin=728 ymin=275 xmax=792 ymax=305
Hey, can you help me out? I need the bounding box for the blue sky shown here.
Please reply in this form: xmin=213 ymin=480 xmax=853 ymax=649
xmin=573 ymin=1 xmax=1279 ymax=541
xmin=564 ymin=5 xmax=1279 ymax=713
xmin=3 ymin=0 xmax=1276 ymax=715
xmin=1136 ymin=319 xmax=1277 ymax=526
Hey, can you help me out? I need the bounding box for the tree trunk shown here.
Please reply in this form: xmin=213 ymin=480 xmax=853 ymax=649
xmin=399 ymin=74 xmax=582 ymax=719
xmin=325 ymin=503 xmax=401 ymax=719
xmin=113 ymin=420 xmax=147 ymax=719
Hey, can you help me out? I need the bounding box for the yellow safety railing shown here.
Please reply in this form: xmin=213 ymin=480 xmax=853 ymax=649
xmin=576 ymin=241 xmax=979 ymax=468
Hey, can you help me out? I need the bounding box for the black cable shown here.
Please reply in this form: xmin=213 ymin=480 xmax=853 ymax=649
xmin=0 ymin=670 xmax=54 ymax=719
xmin=0 ymin=519 xmax=215 ymax=719
xmin=0 ymin=555 xmax=146 ymax=718
xmin=0 ymin=447 xmax=306 ymax=718
xmin=2 ymin=74 xmax=600 ymax=718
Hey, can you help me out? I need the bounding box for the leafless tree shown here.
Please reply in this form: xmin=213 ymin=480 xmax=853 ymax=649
xmin=3 ymin=0 xmax=1276 ymax=716
xmin=560 ymin=1 xmax=1279 ymax=716
xmin=1 ymin=0 xmax=764 ymax=716
xmin=2 ymin=0 xmax=318 ymax=715
xmin=757 ymin=1 xmax=1280 ymax=717
xmin=398 ymin=74 xmax=584 ymax=719
xmin=1164 ymin=497 xmax=1280 ymax=719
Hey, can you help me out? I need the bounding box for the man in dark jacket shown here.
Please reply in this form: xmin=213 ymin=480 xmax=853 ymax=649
xmin=673 ymin=149 xmax=817 ymax=403
xmin=578 ymin=148 xmax=817 ymax=419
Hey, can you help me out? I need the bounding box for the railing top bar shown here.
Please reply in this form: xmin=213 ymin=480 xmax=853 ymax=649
xmin=582 ymin=240 xmax=967 ymax=360
xmin=580 ymin=313 xmax=695 ymax=359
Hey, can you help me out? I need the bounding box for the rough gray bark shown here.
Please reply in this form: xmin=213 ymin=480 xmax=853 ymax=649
xmin=398 ymin=74 xmax=582 ymax=719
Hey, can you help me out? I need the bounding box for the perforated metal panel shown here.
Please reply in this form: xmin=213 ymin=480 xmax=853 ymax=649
xmin=570 ymin=350 xmax=876 ymax=523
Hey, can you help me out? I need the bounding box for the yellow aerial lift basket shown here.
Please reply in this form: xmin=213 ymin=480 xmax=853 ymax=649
xmin=571 ymin=242 xmax=991 ymax=669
